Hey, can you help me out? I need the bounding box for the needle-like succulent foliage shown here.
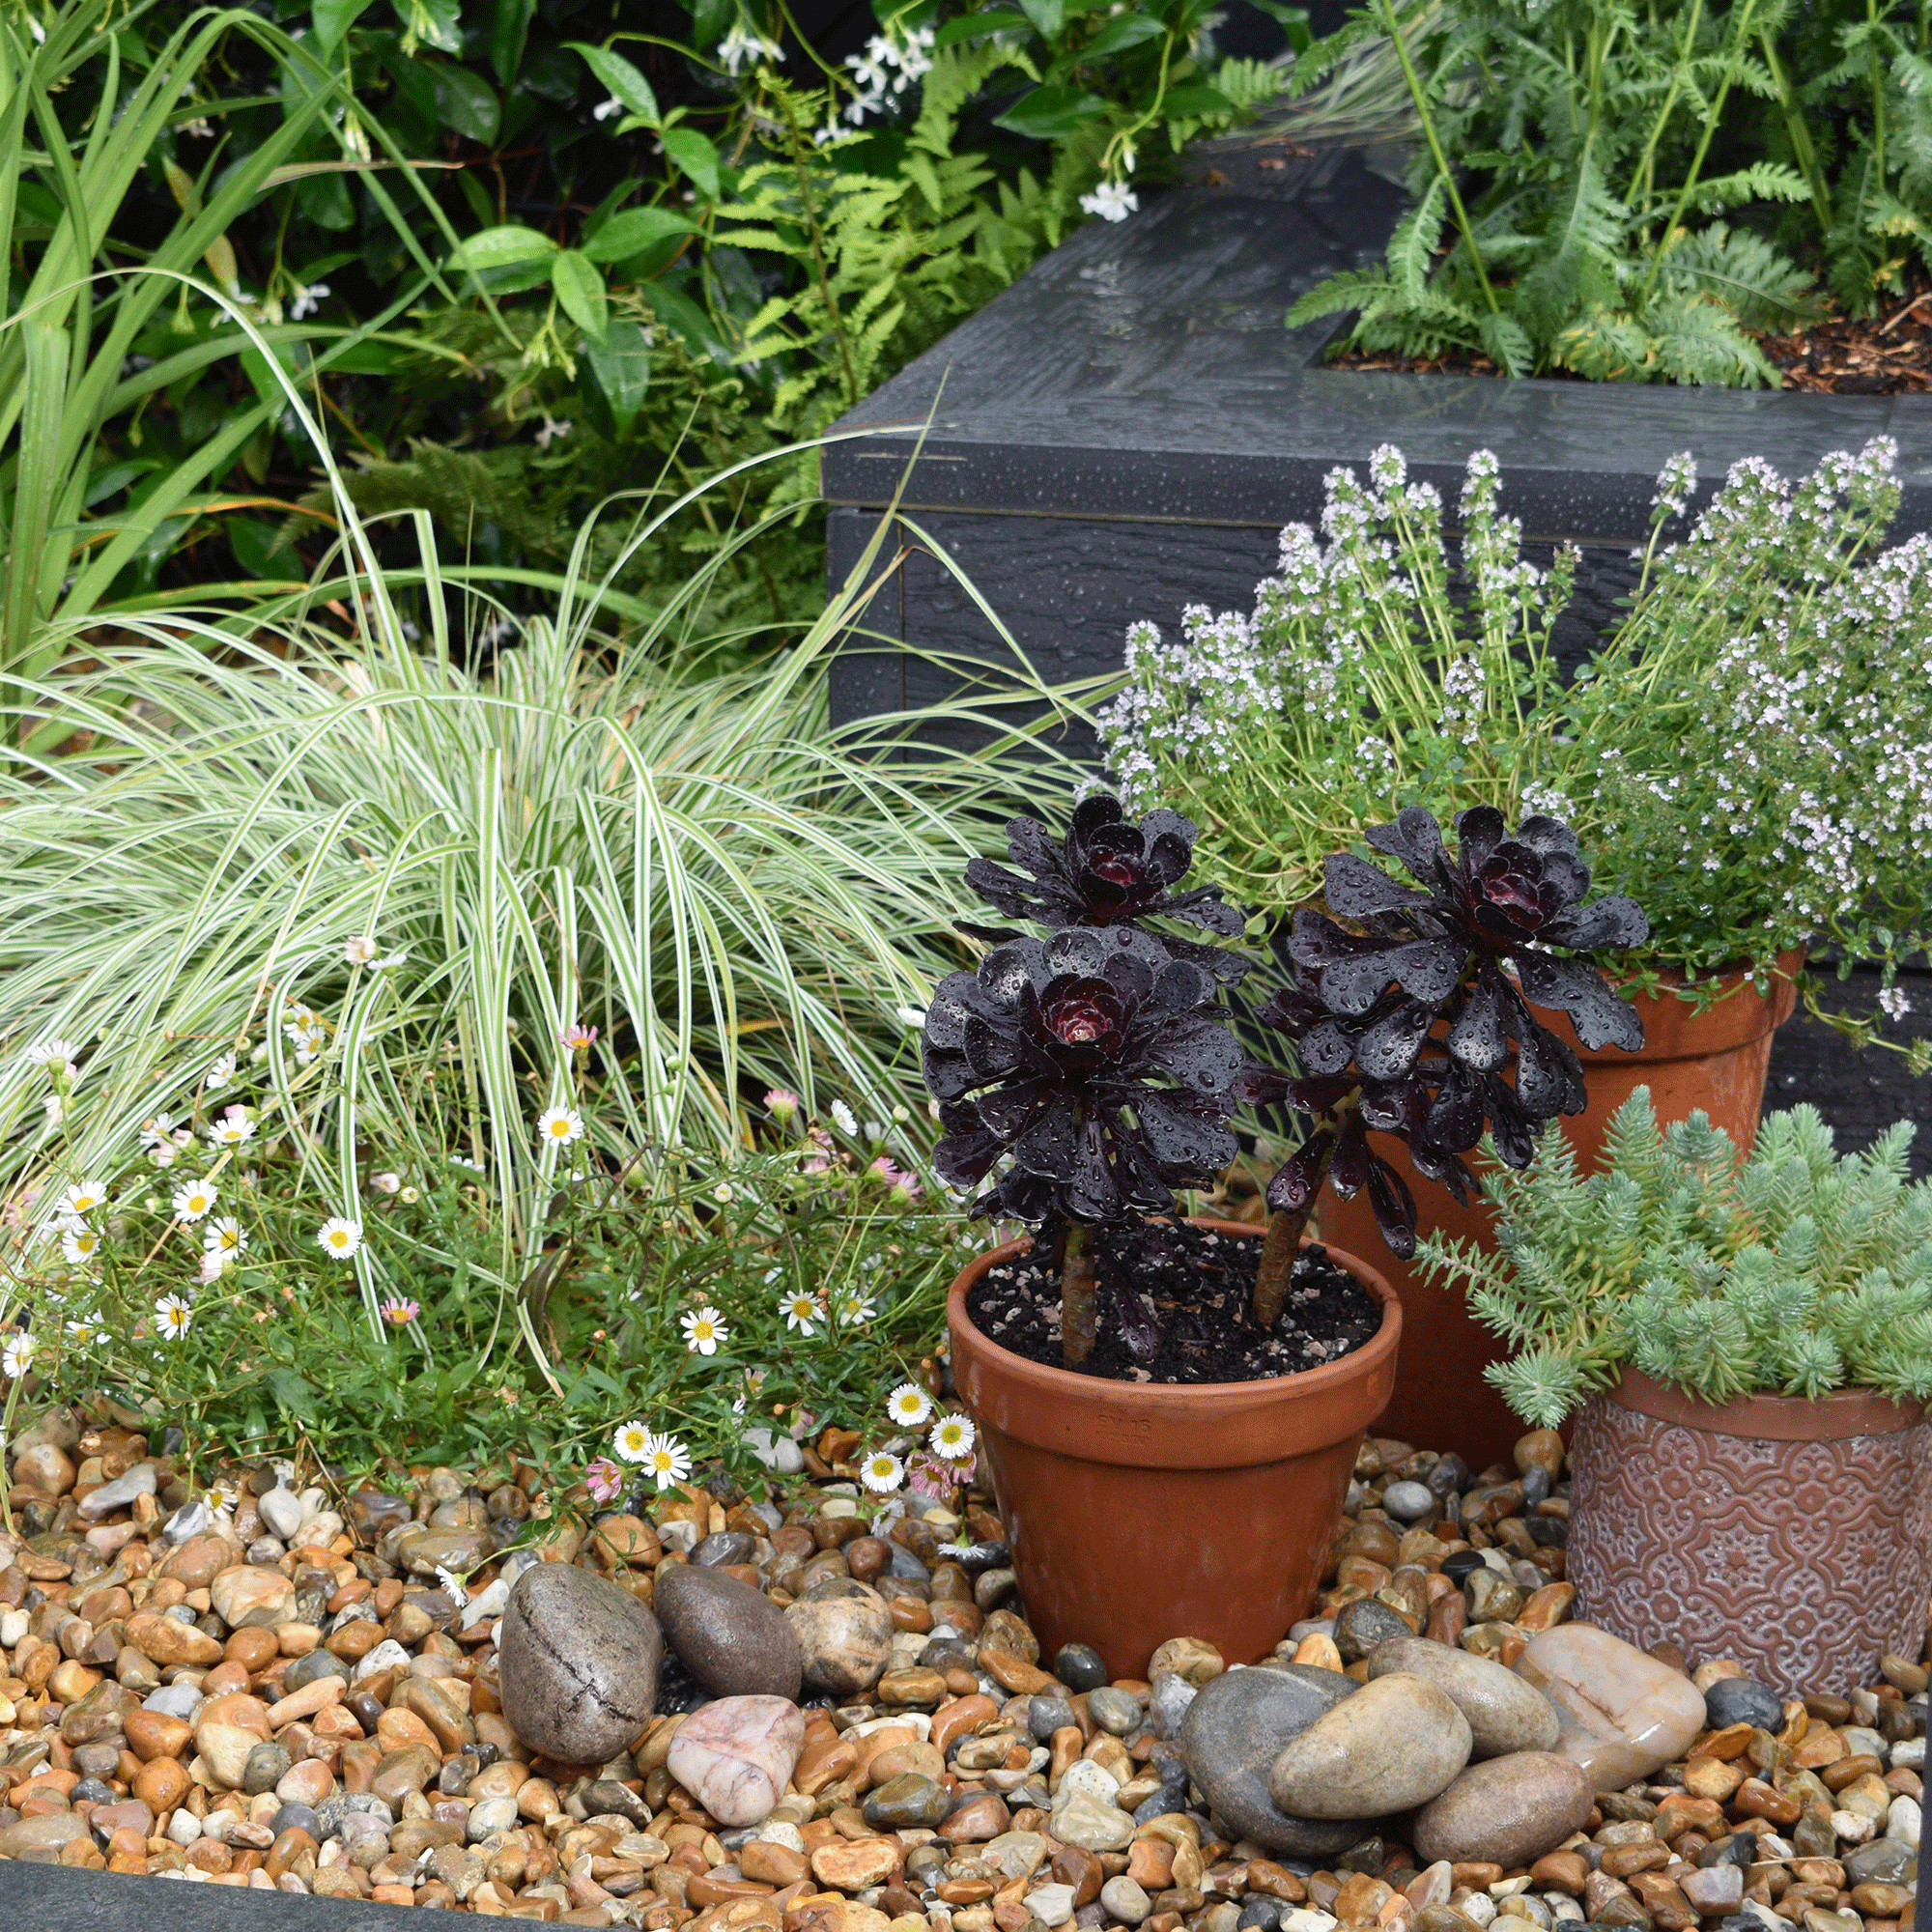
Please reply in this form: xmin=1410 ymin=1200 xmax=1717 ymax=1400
xmin=1246 ymin=806 xmax=1649 ymax=1322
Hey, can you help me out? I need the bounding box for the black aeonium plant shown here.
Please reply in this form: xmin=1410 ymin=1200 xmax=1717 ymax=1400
xmin=1244 ymin=805 xmax=1651 ymax=1328
xmin=961 ymin=794 xmax=1252 ymax=982
xmin=924 ymin=924 xmax=1246 ymax=1366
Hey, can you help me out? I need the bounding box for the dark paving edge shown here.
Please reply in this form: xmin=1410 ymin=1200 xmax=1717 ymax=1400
xmin=0 ymin=1859 xmax=421 ymax=1929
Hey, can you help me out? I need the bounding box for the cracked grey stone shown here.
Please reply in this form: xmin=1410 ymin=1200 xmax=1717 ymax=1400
xmin=497 ymin=1562 xmax=662 ymax=1764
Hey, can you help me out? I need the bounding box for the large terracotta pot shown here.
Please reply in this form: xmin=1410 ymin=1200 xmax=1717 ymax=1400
xmin=1567 ymin=1368 xmax=1932 ymax=1694
xmin=1321 ymin=951 xmax=1805 ymax=1470
xmin=946 ymin=1220 xmax=1401 ymax=1680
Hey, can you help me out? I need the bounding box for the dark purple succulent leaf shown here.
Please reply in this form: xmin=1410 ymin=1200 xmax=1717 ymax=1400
xmin=1034 ymin=975 xmax=1130 ymax=1062
xmin=923 ymin=969 xmax=1001 ymax=1051
xmin=1098 ymin=951 xmax=1157 ymax=1009
xmin=933 ymin=1102 xmax=1005 ymax=1186
xmin=1146 ymin=926 xmax=1249 ymax=983
xmin=1516 ymin=814 xmax=1581 ymax=861
xmin=1133 ymin=1091 xmax=1239 ymax=1173
xmin=1142 ymin=1012 xmax=1245 ymax=1092
xmin=1353 ymin=999 xmax=1434 ymax=1081
xmin=1067 ymin=1113 xmax=1124 ymax=1222
xmin=973 ymin=1076 xmax=1056 ymax=1141
xmin=1445 ymin=965 xmax=1510 ymax=1070
xmin=1140 ymin=808 xmax=1202 ymax=867
xmin=1453 ymin=805 xmax=1508 ymax=875
xmin=1006 ymin=814 xmax=1062 ymax=873
xmin=1536 ymin=849 xmax=1591 ymax=910
xmin=989 ymin=1169 xmax=1057 ymax=1222
xmin=1265 ymin=1128 xmax=1334 ymax=1212
xmin=1356 ymin=1079 xmax=1413 ymax=1135
xmin=1365 ymin=1152 xmax=1418 ymax=1259
xmin=1287 ymin=908 xmax=1387 ymax=968
xmin=1387 ymin=940 xmax=1466 ymax=1005
xmin=1541 ymin=895 xmax=1650 ymax=952
xmin=1149 ymin=959 xmax=1217 ymax=1017
xmin=1407 ymin=1139 xmax=1476 ymax=1205
xmin=1287 ymin=1073 xmax=1358 ymax=1114
xmin=1514 ymin=1018 xmax=1586 ymax=1120
xmin=921 ymin=1041 xmax=978 ymax=1102
xmin=1159 ymin=886 xmax=1249 ymax=938
xmin=981 ymin=938 xmax=1049 ymax=1009
xmin=1484 ymin=1077 xmax=1541 ymax=1168
xmin=1329 ymin=1111 xmax=1371 ymax=1196
xmin=1103 ymin=1115 xmax=1179 ymax=1215
xmin=1231 ymin=1058 xmax=1297 ymax=1105
xmin=1012 ymin=1088 xmax=1080 ymax=1175
xmin=1299 ymin=1018 xmax=1357 ymax=1076
xmin=1094 ymin=1238 xmax=1164 ymax=1361
xmin=1369 ymin=807 xmax=1454 ymax=890
xmin=1069 ymin=793 xmax=1124 ymax=843
xmin=1424 ymin=1067 xmax=1487 ymax=1151
xmin=1318 ymin=948 xmax=1406 ymax=1016
xmin=1324 ymin=850 xmax=1431 ymax=919
xmin=1256 ymin=981 xmax=1327 ymax=1038
xmin=963 ymin=858 xmax=1048 ymax=923
xmin=1514 ymin=952 xmax=1646 ymax=1052
xmin=962 ymin=1013 xmax=1026 ymax=1082
xmin=1042 ymin=926 xmax=1112 ymax=980
xmin=1477 ymin=841 xmax=1563 ymax=931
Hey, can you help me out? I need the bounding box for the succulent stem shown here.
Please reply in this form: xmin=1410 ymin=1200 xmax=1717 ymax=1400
xmin=1062 ymin=1221 xmax=1097 ymax=1367
xmin=1252 ymin=1203 xmax=1310 ymax=1330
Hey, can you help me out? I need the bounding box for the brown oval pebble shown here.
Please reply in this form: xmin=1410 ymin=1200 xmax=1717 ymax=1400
xmin=132 ymin=1757 xmax=189 ymax=1810
xmin=810 ymin=1836 xmax=900 ymax=1890
xmin=1413 ymin=1752 xmax=1594 ymax=1868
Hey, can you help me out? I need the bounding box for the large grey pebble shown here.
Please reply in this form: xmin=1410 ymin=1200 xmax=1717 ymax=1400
xmin=1368 ymin=1636 xmax=1560 ymax=1759
xmin=1179 ymin=1663 xmax=1366 ymax=1857
xmin=498 ymin=1563 xmax=662 ymax=1764
xmin=655 ymin=1561 xmax=801 ymax=1700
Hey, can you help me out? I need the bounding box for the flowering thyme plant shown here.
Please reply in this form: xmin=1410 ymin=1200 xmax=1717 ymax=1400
xmin=1101 ymin=438 xmax=1932 ymax=1051
xmin=1243 ymin=807 xmax=1649 ymax=1323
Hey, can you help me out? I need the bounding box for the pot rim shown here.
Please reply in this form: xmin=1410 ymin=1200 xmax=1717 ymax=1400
xmin=946 ymin=1216 xmax=1402 ymax=1467
xmin=1605 ymin=1364 xmax=1925 ymax=1440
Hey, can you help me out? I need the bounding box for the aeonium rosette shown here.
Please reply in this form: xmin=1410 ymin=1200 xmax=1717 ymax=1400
xmin=923 ymin=924 xmax=1246 ymax=1366
xmin=1244 ymin=806 xmax=1652 ymax=1326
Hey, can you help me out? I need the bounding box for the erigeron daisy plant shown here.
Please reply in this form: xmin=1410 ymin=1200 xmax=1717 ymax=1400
xmin=680 ymin=1305 xmax=727 ymax=1356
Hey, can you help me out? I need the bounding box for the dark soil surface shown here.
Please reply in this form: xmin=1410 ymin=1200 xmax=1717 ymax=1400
xmin=1326 ymin=277 xmax=1932 ymax=393
xmin=965 ymin=1219 xmax=1382 ymax=1384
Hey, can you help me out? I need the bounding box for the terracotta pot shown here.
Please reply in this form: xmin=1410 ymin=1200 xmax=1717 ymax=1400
xmin=946 ymin=1220 xmax=1401 ymax=1680
xmin=1321 ymin=950 xmax=1806 ymax=1469
xmin=1567 ymin=1368 xmax=1932 ymax=1693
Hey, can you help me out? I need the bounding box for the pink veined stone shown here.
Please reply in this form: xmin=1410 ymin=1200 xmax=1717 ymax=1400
xmin=665 ymin=1693 xmax=806 ymax=1827
xmin=1514 ymin=1623 xmax=1708 ymax=1790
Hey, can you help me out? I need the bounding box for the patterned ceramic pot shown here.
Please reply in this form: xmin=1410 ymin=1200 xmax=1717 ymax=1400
xmin=1568 ymin=1368 xmax=1932 ymax=1693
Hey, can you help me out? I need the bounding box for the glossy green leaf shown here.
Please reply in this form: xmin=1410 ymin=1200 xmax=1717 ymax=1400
xmin=432 ymin=63 xmax=502 ymax=146
xmin=451 ymin=224 xmax=559 ymax=270
xmin=412 ymin=0 xmax=463 ymax=54
xmin=1156 ymin=83 xmax=1236 ymax=117
xmin=312 ymin=0 xmax=378 ymax=53
xmin=662 ymin=127 xmax=722 ymax=199
xmin=552 ymin=249 xmax=609 ymax=344
xmin=581 ymin=206 xmax=697 ymax=263
xmin=1075 ymin=14 xmax=1166 ymax=60
xmin=582 ymin=317 xmax=652 ymax=433
xmin=489 ymin=0 xmax=535 ymax=84
xmin=565 ymin=41 xmax=660 ymax=125
xmin=992 ymin=84 xmax=1107 ymax=140
xmin=1018 ymin=0 xmax=1064 ymax=38
xmin=934 ymin=7 xmax=1032 ymax=44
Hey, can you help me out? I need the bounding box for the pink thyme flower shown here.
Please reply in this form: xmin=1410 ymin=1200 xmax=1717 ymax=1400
xmin=584 ymin=1456 xmax=624 ymax=1505
xmin=560 ymin=1021 xmax=598 ymax=1053
xmin=869 ymin=1156 xmax=923 ymax=1204
xmin=380 ymin=1297 xmax=420 ymax=1328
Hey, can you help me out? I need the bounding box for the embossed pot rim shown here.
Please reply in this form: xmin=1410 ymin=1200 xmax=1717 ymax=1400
xmin=946 ymin=1219 xmax=1401 ymax=1470
xmin=1606 ymin=1366 xmax=1925 ymax=1441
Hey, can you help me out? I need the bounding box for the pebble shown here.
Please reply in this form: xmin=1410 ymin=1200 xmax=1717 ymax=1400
xmin=1515 ymin=1623 xmax=1708 ymax=1787
xmin=786 ymin=1583 xmax=895 ymax=1694
xmin=1180 ymin=1662 xmax=1364 ymax=1856
xmin=1703 ymin=1676 xmax=1784 ymax=1733
xmin=1411 ymin=1750 xmax=1596 ymax=1865
xmin=1268 ymin=1671 xmax=1473 ymax=1818
xmin=664 ymin=1692 xmax=805 ymax=1825
xmin=654 ymin=1558 xmax=803 ymax=1699
xmin=1383 ymin=1480 xmax=1439 ymax=1521
xmin=76 ymin=1461 xmax=156 ymax=1520
xmin=1368 ymin=1635 xmax=1561 ymax=1758
xmin=1054 ymin=1642 xmax=1109 ymax=1691
xmin=497 ymin=1560 xmax=663 ymax=1763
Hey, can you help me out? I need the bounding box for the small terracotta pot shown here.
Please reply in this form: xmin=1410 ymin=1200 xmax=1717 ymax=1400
xmin=1321 ymin=951 xmax=1806 ymax=1469
xmin=946 ymin=1220 xmax=1401 ymax=1680
xmin=1568 ymin=1369 xmax=1932 ymax=1693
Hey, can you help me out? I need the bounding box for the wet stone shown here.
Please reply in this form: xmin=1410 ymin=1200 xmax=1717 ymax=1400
xmin=1704 ymin=1677 xmax=1785 ymax=1734
xmin=866 ymin=1772 xmax=953 ymax=1828
xmin=655 ymin=1560 xmax=802 ymax=1700
xmin=1334 ymin=1598 xmax=1415 ymax=1662
xmin=1054 ymin=1643 xmax=1109 ymax=1692
xmin=497 ymin=1562 xmax=663 ymax=1764
xmin=1268 ymin=1673 xmax=1472 ymax=1819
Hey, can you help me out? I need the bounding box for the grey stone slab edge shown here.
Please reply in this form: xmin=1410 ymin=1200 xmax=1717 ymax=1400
xmin=825 ymin=158 xmax=1932 ymax=541
xmin=0 ymin=1860 xmax=419 ymax=1930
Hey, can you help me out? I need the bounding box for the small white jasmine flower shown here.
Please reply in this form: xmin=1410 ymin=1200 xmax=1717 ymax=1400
xmin=316 ymin=1217 xmax=362 ymax=1260
xmin=172 ymin=1179 xmax=218 ymax=1222
xmin=537 ymin=1105 xmax=584 ymax=1148
xmin=61 ymin=1226 xmax=101 ymax=1265
xmin=60 ymin=1180 xmax=107 ymax=1220
xmin=895 ymin=1005 xmax=927 ymax=1029
xmin=780 ymin=1290 xmax=824 ymax=1336
xmin=611 ymin=1419 xmax=651 ymax=1463
xmin=642 ymin=1431 xmax=692 ymax=1491
xmin=886 ymin=1381 xmax=934 ymax=1426
xmin=830 ymin=1099 xmax=858 ymax=1135
xmin=929 ymin=1413 xmax=976 ymax=1461
xmin=592 ymin=96 xmax=623 ymax=121
xmin=343 ymin=934 xmax=378 ymax=965
xmin=155 ymin=1293 xmax=194 ymax=1340
xmin=2 ymin=1331 xmax=36 ymax=1377
xmin=203 ymin=1216 xmax=248 ymax=1257
xmin=1079 ymin=181 xmax=1140 ymax=223
xmin=288 ymin=281 xmax=330 ymax=321
xmin=534 ymin=415 xmax=572 ymax=449
xmin=680 ymin=1305 xmax=727 ymax=1355
xmin=861 ymin=1451 xmax=904 ymax=1493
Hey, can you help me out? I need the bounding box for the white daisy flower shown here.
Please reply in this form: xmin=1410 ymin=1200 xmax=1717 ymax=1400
xmin=680 ymin=1305 xmax=727 ymax=1355
xmin=61 ymin=1226 xmax=101 ymax=1265
xmin=835 ymin=1293 xmax=877 ymax=1324
xmin=205 ymin=1114 xmax=256 ymax=1148
xmin=155 ymin=1294 xmax=194 ymax=1341
xmin=66 ymin=1313 xmax=100 ymax=1348
xmin=642 ymin=1431 xmax=691 ymax=1492
xmin=780 ymin=1290 xmax=824 ymax=1336
xmin=886 ymin=1381 xmax=934 ymax=1426
xmin=2 ymin=1331 xmax=36 ymax=1377
xmin=434 ymin=1563 xmax=469 ymax=1607
xmin=830 ymin=1099 xmax=859 ymax=1135
xmin=861 ymin=1451 xmax=904 ymax=1493
xmin=537 ymin=1105 xmax=584 ymax=1148
xmin=60 ymin=1180 xmax=107 ymax=1219
xmin=172 ymin=1179 xmax=218 ymax=1222
xmin=205 ymin=1053 xmax=236 ymax=1091
xmin=199 ymin=1249 xmax=230 ymax=1284
xmin=930 ymin=1414 xmax=976 ymax=1461
xmin=316 ymin=1217 xmax=362 ymax=1261
xmin=611 ymin=1419 xmax=651 ymax=1463
xmin=25 ymin=1037 xmax=77 ymax=1066
xmin=203 ymin=1216 xmax=248 ymax=1257
xmin=344 ymin=935 xmax=378 ymax=965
